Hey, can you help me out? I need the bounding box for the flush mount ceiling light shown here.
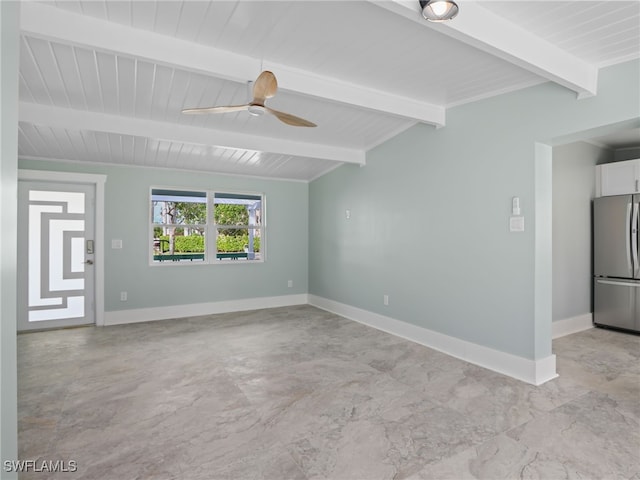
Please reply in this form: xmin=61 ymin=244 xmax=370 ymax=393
xmin=420 ymin=0 xmax=459 ymax=22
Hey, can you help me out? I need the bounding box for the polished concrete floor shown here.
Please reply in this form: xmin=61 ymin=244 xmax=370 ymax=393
xmin=17 ymin=305 xmax=640 ymax=479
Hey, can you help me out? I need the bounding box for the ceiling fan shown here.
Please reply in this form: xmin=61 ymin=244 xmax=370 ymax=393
xmin=182 ymin=71 xmax=316 ymax=128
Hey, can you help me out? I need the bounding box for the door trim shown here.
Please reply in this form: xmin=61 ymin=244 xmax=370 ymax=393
xmin=19 ymin=170 xmax=106 ymax=326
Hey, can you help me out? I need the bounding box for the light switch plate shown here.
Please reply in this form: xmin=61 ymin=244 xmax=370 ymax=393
xmin=112 ymin=239 xmax=123 ymax=249
xmin=509 ymin=216 xmax=525 ymax=232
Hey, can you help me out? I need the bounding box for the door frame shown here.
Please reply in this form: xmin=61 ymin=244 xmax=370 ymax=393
xmin=18 ymin=170 xmax=107 ymax=327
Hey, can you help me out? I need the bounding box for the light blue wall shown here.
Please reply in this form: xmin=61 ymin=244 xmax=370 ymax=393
xmin=1 ymin=1 xmax=19 ymax=475
xmin=552 ymin=142 xmax=612 ymax=322
xmin=309 ymin=60 xmax=640 ymax=361
xmin=19 ymin=160 xmax=309 ymax=311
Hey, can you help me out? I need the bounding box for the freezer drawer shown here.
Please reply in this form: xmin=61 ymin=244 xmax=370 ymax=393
xmin=594 ymin=278 xmax=640 ymax=332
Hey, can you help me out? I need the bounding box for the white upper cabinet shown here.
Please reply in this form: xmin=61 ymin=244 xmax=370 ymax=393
xmin=596 ymin=159 xmax=640 ymax=197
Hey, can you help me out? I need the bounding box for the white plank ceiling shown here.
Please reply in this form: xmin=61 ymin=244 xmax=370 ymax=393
xmin=18 ymin=0 xmax=640 ymax=181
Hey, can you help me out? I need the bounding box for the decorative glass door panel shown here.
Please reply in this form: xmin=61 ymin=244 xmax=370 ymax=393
xmin=18 ymin=182 xmax=95 ymax=331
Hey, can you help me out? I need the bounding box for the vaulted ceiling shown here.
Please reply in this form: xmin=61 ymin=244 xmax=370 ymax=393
xmin=18 ymin=1 xmax=640 ymax=181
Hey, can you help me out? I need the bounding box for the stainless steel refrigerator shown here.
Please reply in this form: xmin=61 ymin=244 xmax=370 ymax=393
xmin=593 ymin=194 xmax=640 ymax=332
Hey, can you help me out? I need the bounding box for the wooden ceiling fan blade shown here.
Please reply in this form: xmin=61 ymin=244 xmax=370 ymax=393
xmin=252 ymin=71 xmax=278 ymax=104
xmin=182 ymin=105 xmax=249 ymax=115
xmin=266 ymin=107 xmax=316 ymax=127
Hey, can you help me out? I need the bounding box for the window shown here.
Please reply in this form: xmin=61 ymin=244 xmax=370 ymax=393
xmin=214 ymin=193 xmax=263 ymax=262
xmin=151 ymin=189 xmax=264 ymax=264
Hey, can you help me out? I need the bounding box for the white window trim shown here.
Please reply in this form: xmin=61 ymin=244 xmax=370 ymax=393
xmin=149 ymin=186 xmax=265 ymax=266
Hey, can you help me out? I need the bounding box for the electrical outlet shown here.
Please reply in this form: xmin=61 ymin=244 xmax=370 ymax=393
xmin=345 ymin=209 xmax=351 ymax=219
xmin=120 ymin=291 xmax=127 ymax=302
xmin=288 ymin=280 xmax=293 ymax=288
xmin=383 ymin=294 xmax=389 ymax=306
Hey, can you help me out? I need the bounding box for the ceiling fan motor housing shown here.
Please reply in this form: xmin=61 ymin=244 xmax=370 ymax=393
xmin=248 ymin=105 xmax=266 ymax=117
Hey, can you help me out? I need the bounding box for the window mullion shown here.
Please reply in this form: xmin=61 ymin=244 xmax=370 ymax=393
xmin=207 ymin=192 xmax=215 ymax=264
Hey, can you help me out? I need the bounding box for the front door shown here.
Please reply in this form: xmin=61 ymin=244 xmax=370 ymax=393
xmin=17 ymin=181 xmax=96 ymax=331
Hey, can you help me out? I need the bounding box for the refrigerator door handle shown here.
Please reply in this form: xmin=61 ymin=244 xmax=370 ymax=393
xmin=633 ymin=201 xmax=639 ymax=276
xmin=596 ymin=279 xmax=640 ymax=288
xmin=626 ymin=202 xmax=632 ymax=273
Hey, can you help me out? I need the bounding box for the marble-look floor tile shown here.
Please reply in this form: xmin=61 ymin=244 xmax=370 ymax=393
xmin=198 ymin=441 xmax=308 ymax=480
xmin=506 ymin=391 xmax=640 ymax=479
xmin=596 ymin=372 xmax=640 ymax=421
xmin=387 ymin=351 xmax=591 ymax=435
xmin=554 ymin=328 xmax=640 ymax=385
xmin=230 ymin=357 xmax=383 ymax=407
xmin=409 ymin=389 xmax=640 ymax=480
xmin=407 ymin=432 xmax=602 ymax=480
xmin=264 ymin=378 xmax=497 ymax=480
xmin=17 ymin=308 xmax=640 ymax=480
xmin=257 ymin=373 xmax=421 ymax=448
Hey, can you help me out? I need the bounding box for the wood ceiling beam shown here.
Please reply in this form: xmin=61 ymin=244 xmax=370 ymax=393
xmin=19 ymin=102 xmax=365 ymax=165
xmin=20 ymin=1 xmax=445 ymax=126
xmin=374 ymin=0 xmax=598 ymax=99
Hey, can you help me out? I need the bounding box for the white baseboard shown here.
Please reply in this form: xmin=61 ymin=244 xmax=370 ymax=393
xmin=308 ymin=295 xmax=557 ymax=386
xmin=104 ymin=294 xmax=309 ymax=326
xmin=552 ymin=313 xmax=593 ymax=339
xmin=104 ymin=293 xmax=559 ymax=385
